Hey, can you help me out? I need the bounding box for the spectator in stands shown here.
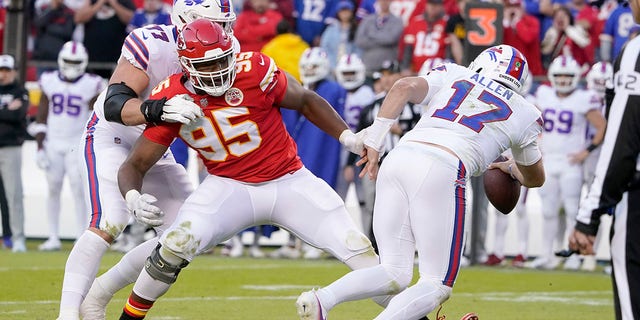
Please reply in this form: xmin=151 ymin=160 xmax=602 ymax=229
xmin=445 ymin=0 xmax=467 ymax=64
xmin=74 ymin=0 xmax=135 ymax=78
xmin=32 ymin=0 xmax=76 ymax=75
xmin=599 ymin=3 xmax=632 ymax=62
xmin=320 ymin=1 xmax=361 ymax=77
xmin=399 ymin=0 xmax=449 ymax=74
xmin=503 ymin=0 xmax=544 ymax=77
xmin=234 ymin=0 xmax=283 ymax=52
xmin=261 ymin=19 xmax=309 ymax=82
xmin=243 ymin=0 xmax=295 ymax=28
xmin=0 ymin=55 xmax=30 ymax=253
xmin=541 ymin=5 xmax=591 ymax=71
xmin=126 ymin=0 xmax=170 ymax=32
xmin=294 ymin=0 xmax=340 ymax=46
xmin=571 ymin=0 xmax=600 ymax=68
xmin=354 ymin=0 xmax=404 ymax=79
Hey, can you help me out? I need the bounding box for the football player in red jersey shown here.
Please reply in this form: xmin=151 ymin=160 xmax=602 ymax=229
xmin=117 ymin=19 xmax=383 ymax=320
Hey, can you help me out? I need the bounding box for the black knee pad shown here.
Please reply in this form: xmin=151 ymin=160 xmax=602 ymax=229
xmin=145 ymin=244 xmax=189 ymax=284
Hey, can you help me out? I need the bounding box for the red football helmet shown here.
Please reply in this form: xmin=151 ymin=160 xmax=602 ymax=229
xmin=177 ymin=18 xmax=236 ymax=96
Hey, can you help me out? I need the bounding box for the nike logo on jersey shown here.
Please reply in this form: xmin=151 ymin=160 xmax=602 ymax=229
xmin=141 ymin=32 xmax=148 ymax=40
xmin=258 ymin=55 xmax=265 ymax=66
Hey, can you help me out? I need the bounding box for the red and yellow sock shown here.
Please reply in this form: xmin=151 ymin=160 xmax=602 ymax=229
xmin=120 ymin=295 xmax=154 ymax=319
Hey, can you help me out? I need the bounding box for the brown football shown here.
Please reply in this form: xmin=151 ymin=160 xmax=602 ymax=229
xmin=483 ymin=156 xmax=521 ymax=214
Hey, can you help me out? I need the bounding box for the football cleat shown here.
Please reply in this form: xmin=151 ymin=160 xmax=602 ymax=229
xmin=38 ymin=238 xmax=61 ymax=251
xmin=484 ymin=254 xmax=503 ymax=266
xmin=525 ymin=256 xmax=560 ymax=270
xmin=563 ymin=255 xmax=582 ymax=271
xmin=511 ymin=254 xmax=526 ymax=268
xmin=580 ymin=255 xmax=597 ymax=272
xmin=296 ymin=290 xmax=326 ymax=320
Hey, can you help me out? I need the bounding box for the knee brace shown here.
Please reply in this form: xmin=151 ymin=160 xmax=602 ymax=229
xmin=145 ymin=244 xmax=189 ymax=284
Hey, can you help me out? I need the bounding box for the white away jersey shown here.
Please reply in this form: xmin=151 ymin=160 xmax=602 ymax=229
xmin=401 ymin=63 xmax=543 ymax=176
xmin=39 ymin=71 xmax=106 ymax=142
xmin=535 ymin=85 xmax=601 ymax=157
xmin=344 ymin=85 xmax=376 ymax=131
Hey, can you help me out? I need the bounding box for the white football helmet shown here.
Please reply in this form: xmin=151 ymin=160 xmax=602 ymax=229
xmin=586 ymin=61 xmax=613 ymax=96
xmin=171 ymin=0 xmax=236 ymax=33
xmin=335 ymin=53 xmax=366 ymax=90
xmin=177 ymin=19 xmax=236 ymax=97
xmin=468 ymin=44 xmax=529 ymax=94
xmin=418 ymin=57 xmax=445 ymax=76
xmin=548 ymin=55 xmax=582 ymax=94
xmin=299 ymin=47 xmax=330 ymax=87
xmin=58 ymin=41 xmax=88 ymax=81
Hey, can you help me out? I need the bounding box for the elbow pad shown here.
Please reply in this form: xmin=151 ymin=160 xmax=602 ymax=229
xmin=104 ymin=82 xmax=138 ymax=124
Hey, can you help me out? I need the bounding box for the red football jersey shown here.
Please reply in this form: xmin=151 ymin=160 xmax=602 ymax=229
xmin=144 ymin=52 xmax=303 ymax=183
xmin=399 ymin=16 xmax=449 ymax=73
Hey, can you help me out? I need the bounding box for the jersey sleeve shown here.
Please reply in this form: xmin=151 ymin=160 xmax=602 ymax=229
xmin=121 ymin=25 xmax=176 ymax=73
xmin=511 ymin=113 xmax=544 ymax=166
xmin=254 ymin=53 xmax=288 ymax=105
xmin=419 ymin=63 xmax=454 ymax=105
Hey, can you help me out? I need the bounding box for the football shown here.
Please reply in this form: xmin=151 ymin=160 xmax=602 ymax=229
xmin=483 ymin=156 xmax=521 ymax=214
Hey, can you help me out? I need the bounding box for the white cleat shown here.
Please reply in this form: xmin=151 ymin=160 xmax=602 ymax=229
xmin=80 ymin=280 xmax=112 ymax=320
xmin=563 ymin=255 xmax=582 ymax=271
xmin=249 ymin=245 xmax=265 ymax=258
xmin=580 ymin=255 xmax=597 ymax=272
xmin=525 ymin=256 xmax=560 ymax=270
xmin=296 ymin=290 xmax=326 ymax=320
xmin=270 ymin=245 xmax=301 ymax=259
xmin=38 ymin=238 xmax=61 ymax=251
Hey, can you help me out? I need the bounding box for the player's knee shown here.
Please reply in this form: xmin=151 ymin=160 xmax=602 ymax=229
xmin=345 ymin=229 xmax=373 ymax=252
xmin=161 ymin=222 xmax=200 ymax=260
xmin=417 ymin=278 xmax=452 ymax=305
xmin=145 ymin=244 xmax=189 ymax=284
xmin=381 ymin=264 xmax=413 ymax=293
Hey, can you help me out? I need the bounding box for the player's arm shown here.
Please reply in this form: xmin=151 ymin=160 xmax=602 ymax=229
xmin=105 ymin=57 xmax=203 ymax=126
xmin=118 ymin=134 xmax=169 ymax=226
xmin=105 ymin=58 xmax=152 ymax=125
xmin=358 ymin=76 xmax=429 ymax=179
xmin=279 ymin=72 xmax=349 ymax=140
xmin=586 ymin=109 xmax=607 ymax=147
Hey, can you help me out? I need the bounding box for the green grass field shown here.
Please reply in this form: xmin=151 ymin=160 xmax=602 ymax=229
xmin=0 ymin=241 xmax=614 ymax=319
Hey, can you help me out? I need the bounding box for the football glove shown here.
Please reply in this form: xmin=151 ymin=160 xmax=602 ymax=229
xmin=161 ymin=94 xmax=204 ymax=124
xmin=35 ymin=149 xmax=49 ymax=169
xmin=125 ymin=189 xmax=164 ymax=227
xmin=339 ymin=129 xmax=366 ymax=155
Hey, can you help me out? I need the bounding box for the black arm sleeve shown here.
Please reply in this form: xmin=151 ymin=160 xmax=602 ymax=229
xmin=104 ymin=82 xmax=137 ymax=124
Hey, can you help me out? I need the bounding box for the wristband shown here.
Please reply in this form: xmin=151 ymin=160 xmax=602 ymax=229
xmin=363 ymin=117 xmax=395 ymax=152
xmin=140 ymin=97 xmax=167 ymax=123
xmin=508 ymin=164 xmax=516 ymax=180
xmin=586 ymin=143 xmax=598 ymax=153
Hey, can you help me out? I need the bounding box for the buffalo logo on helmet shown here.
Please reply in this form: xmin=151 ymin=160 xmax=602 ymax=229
xmin=225 ymin=87 xmax=243 ymax=106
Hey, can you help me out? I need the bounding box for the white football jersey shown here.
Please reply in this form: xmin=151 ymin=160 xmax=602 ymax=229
xmin=400 ymin=63 xmax=543 ymax=176
xmin=92 ymin=24 xmax=241 ymax=145
xmin=344 ymin=84 xmax=376 ymax=131
xmin=535 ymin=85 xmax=601 ymax=158
xmin=39 ymin=71 xmax=106 ymax=143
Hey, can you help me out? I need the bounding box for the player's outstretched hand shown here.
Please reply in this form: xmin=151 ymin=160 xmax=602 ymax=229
xmin=161 ymin=94 xmax=204 ymax=124
xmin=125 ymin=190 xmax=165 ymax=227
xmin=339 ymin=129 xmax=366 ymax=155
xmin=35 ymin=149 xmax=50 ymax=169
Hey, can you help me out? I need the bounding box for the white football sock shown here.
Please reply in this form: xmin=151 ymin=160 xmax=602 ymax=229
xmin=59 ymin=230 xmax=109 ymax=315
xmin=94 ymin=237 xmax=159 ymax=296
